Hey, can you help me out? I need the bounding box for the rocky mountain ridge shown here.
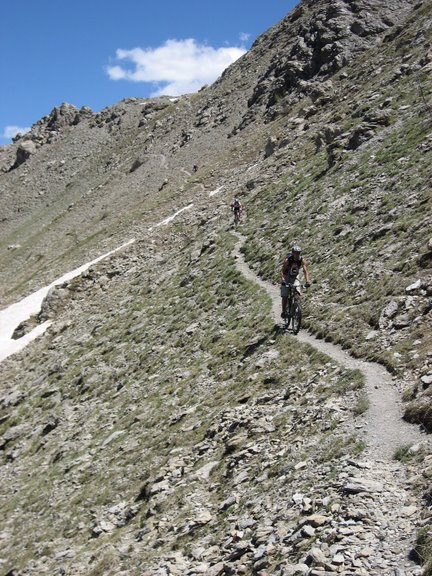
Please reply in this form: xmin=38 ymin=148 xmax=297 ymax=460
xmin=1 ymin=0 xmax=432 ymax=574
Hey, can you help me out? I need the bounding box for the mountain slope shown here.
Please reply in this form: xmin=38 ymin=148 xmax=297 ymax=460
xmin=1 ymin=0 xmax=432 ymax=574
xmin=0 ymin=0 xmax=417 ymax=305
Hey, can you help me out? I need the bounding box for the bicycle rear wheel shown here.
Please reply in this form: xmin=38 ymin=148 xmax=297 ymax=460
xmin=292 ymin=301 xmax=302 ymax=334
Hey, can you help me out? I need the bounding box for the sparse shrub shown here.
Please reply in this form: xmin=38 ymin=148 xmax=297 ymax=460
xmin=316 ymin=434 xmax=365 ymax=462
xmin=332 ymin=369 xmax=364 ymax=395
xmin=352 ymin=438 xmax=366 ymax=455
xmin=353 ymin=392 xmax=370 ymax=415
xmin=412 ymin=527 xmax=432 ymax=574
xmin=394 ymin=443 xmax=425 ymax=463
xmin=87 ymin=552 xmax=118 ymax=576
xmin=402 ymin=384 xmax=418 ymax=402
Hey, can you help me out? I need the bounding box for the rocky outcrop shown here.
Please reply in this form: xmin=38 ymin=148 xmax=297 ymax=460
xmin=8 ymin=140 xmax=37 ymax=171
xmin=41 ymin=102 xmax=90 ymax=131
xmin=234 ymin=0 xmax=415 ymax=130
xmin=0 ymin=0 xmax=431 ymax=573
xmin=5 ymin=103 xmax=94 ymax=172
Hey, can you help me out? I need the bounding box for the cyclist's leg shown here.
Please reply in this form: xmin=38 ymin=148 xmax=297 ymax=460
xmin=280 ymin=283 xmax=288 ymax=317
xmin=287 ymin=286 xmax=293 ymax=316
xmin=291 ymin=280 xmax=302 ymax=333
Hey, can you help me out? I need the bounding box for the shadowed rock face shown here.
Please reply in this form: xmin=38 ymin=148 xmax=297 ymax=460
xmin=0 ymin=0 xmax=432 ymax=574
xmin=8 ymin=140 xmax=37 ymax=171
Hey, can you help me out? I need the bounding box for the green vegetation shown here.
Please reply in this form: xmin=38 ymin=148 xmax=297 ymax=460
xmin=2 ymin=2 xmax=432 ymax=572
xmin=315 ymin=434 xmax=366 ymax=463
xmin=393 ymin=443 xmax=426 ymax=463
xmin=414 ymin=527 xmax=432 ymax=575
xmin=353 ymin=392 xmax=370 ymax=415
xmin=0 ymin=223 xmax=373 ymax=572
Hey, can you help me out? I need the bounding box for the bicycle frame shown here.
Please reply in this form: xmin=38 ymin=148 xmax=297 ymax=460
xmin=285 ymin=283 xmax=300 ymax=314
xmin=284 ymin=283 xmax=302 ymax=334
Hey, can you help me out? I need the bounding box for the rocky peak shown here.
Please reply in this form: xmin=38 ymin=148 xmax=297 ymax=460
xmin=4 ymin=103 xmax=94 ymax=172
xmin=237 ymin=0 xmax=415 ymax=128
xmin=1 ymin=0 xmax=432 ymax=573
xmin=43 ymin=102 xmax=87 ymax=129
xmin=31 ymin=101 xmax=94 ymax=139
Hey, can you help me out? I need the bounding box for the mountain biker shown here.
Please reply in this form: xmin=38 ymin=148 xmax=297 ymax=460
xmin=280 ymin=244 xmax=311 ymax=318
xmin=231 ymin=198 xmax=243 ymax=223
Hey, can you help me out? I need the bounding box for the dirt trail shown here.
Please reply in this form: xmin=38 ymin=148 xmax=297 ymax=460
xmin=233 ymin=234 xmax=427 ymax=460
xmin=234 ymin=233 xmax=432 ymax=574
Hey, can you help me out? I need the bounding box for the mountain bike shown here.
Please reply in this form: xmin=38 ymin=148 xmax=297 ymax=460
xmin=233 ymin=209 xmax=242 ymax=227
xmin=282 ymin=282 xmax=303 ymax=335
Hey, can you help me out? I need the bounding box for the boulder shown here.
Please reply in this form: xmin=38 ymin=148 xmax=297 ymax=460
xmin=10 ymin=140 xmax=37 ymax=170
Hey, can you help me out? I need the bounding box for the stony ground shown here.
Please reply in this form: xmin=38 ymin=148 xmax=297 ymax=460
xmin=234 ymin=233 xmax=427 ymax=461
xmin=0 ymin=205 xmax=430 ymax=576
xmin=233 ymin=232 xmax=431 ymax=575
xmin=1 ymin=0 xmax=432 ymax=574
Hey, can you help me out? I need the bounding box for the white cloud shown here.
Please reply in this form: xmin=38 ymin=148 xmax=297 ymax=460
xmin=106 ymin=38 xmax=246 ymax=96
xmin=2 ymin=125 xmax=30 ymax=139
xmin=239 ymin=32 xmax=251 ymax=44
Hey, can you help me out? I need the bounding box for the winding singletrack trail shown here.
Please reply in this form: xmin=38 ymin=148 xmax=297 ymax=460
xmin=233 ymin=233 xmax=427 ymax=460
xmin=233 ymin=234 xmax=432 ymax=573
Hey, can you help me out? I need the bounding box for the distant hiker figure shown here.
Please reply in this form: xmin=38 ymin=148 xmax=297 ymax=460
xmin=193 ymin=164 xmax=198 ymax=172
xmin=230 ymin=198 xmax=243 ymax=226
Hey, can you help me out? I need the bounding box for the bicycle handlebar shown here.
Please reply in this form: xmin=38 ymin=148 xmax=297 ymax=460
xmin=281 ymin=282 xmax=310 ymax=289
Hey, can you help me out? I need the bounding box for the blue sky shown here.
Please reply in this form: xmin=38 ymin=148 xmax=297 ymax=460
xmin=0 ymin=0 xmax=298 ymax=145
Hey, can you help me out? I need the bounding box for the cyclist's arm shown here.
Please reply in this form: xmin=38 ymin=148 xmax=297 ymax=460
xmin=302 ymin=258 xmax=311 ymax=284
xmin=280 ymin=259 xmax=288 ymax=282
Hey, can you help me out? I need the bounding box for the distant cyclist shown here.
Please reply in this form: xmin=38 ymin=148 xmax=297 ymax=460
xmin=280 ymin=244 xmax=311 ymax=318
xmin=231 ymin=198 xmax=243 ymax=225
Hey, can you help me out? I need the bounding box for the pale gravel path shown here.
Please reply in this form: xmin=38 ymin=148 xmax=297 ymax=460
xmin=233 ymin=234 xmax=428 ymax=460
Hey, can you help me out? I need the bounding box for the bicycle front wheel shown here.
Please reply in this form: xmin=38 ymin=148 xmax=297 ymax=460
xmin=292 ymin=301 xmax=302 ymax=334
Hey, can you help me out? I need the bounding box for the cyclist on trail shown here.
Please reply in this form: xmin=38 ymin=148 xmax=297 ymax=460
xmin=280 ymin=244 xmax=311 ymax=318
xmin=231 ymin=198 xmax=243 ymax=223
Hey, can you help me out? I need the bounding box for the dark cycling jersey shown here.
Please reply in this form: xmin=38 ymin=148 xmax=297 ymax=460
xmin=283 ymin=255 xmax=303 ymax=281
